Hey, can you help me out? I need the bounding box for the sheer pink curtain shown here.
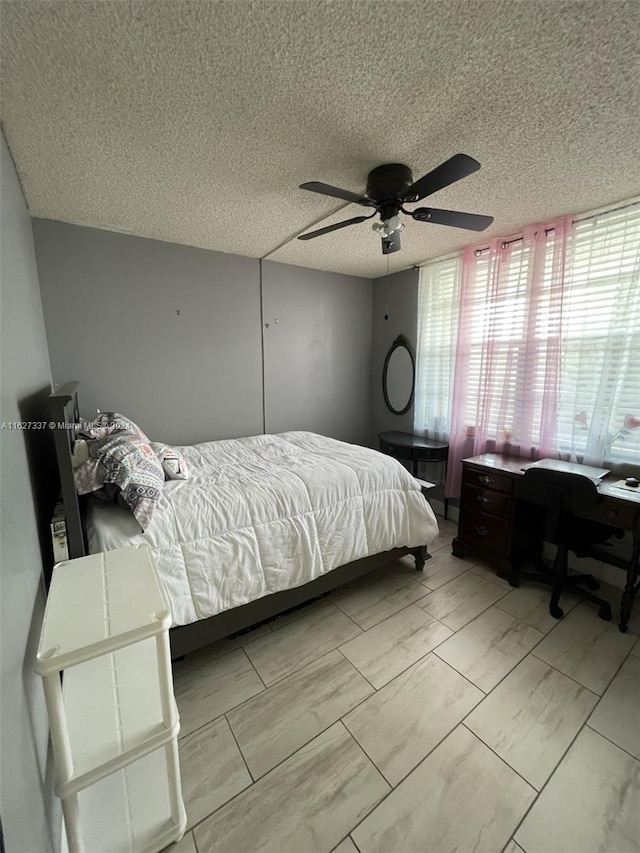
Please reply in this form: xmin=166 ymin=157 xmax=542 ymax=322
xmin=445 ymin=216 xmax=572 ymax=498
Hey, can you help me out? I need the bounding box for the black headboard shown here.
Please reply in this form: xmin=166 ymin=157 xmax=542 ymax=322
xmin=48 ymin=382 xmax=87 ymax=559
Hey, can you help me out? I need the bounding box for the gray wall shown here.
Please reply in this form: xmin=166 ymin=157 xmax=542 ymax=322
xmin=0 ymin=134 xmax=58 ymax=853
xmin=262 ymin=260 xmax=372 ymax=446
xmin=370 ymin=266 xmax=420 ymax=443
xmin=33 ymin=222 xmax=374 ymax=448
xmin=33 ymin=220 xmax=264 ymax=446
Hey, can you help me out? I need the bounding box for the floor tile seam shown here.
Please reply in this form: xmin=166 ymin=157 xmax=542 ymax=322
xmin=336 ymin=598 xmax=452 ymax=651
xmin=423 ymin=564 xmax=509 ymax=597
xmin=415 ymin=564 xmax=477 ymax=592
xmin=225 ymin=699 xmax=385 ymax=789
xmin=327 ymin=720 xmax=425 ymax=842
xmin=460 ymin=722 xmax=540 ymax=793
xmin=179 ymin=645 xmax=363 ymax=740
xmin=584 ymin=722 xmax=640 ymax=763
xmin=417 ymin=582 xmax=513 ymax=632
xmin=177 ymin=696 xmax=253 ymax=742
xmin=345 ymin=720 xmax=535 ymax=848
xmin=431 ymin=603 xmax=546 ymax=667
xmin=244 ymin=600 xmax=346 ymax=644
xmin=469 ymin=565 xmax=511 ymax=589
xmin=530 ymin=633 xmax=633 ymax=697
xmin=462 ymin=662 xmax=594 ymax=781
xmin=223 ymin=710 xmax=256 ymax=783
xmin=475 ymin=643 xmax=603 ymax=706
xmin=432 ymin=636 xmax=534 ymax=696
xmin=230 ymin=645 xmax=485 ymax=785
xmin=177 ymin=667 xmax=266 ymax=740
xmin=583 ymin=650 xmax=639 ymax=727
xmin=242 ymin=643 xmax=270 ymax=690
xmin=172 ymin=634 xmax=265 ymax=682
xmin=247 ymin=623 xmax=366 ymax=688
xmin=339 ymin=717 xmax=396 ymax=789
xmin=499 ymin=712 xmax=602 ymax=846
xmin=183 ymin=721 xmax=365 ymax=839
xmin=341 ymin=637 xmax=447 ymax=692
xmin=332 ymin=584 xmax=432 ymax=632
xmin=346 ymin=702 xmax=482 ymax=792
xmin=224 ymin=654 xmax=379 ymax=772
xmin=326 ymin=723 xmax=429 ymax=845
xmin=241 ymin=646 xmax=373 ymax=705
xmin=336 ymin=646 xmax=378 ymax=692
xmin=491 ymin=591 xmax=581 ymax=632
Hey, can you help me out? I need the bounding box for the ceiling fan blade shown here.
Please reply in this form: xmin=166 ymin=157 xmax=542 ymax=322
xmin=402 ymin=154 xmax=481 ymax=203
xmin=299 ymin=181 xmax=376 ymax=207
xmin=297 ymin=214 xmax=374 ymax=241
xmin=382 ymin=230 xmax=401 ymax=254
xmin=411 ymin=207 xmax=494 ymax=232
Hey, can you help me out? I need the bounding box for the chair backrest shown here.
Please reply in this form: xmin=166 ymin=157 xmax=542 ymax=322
xmin=520 ymin=468 xmax=599 ymax=544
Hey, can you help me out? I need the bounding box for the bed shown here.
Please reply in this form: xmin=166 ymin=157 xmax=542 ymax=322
xmin=49 ymin=382 xmax=439 ymax=657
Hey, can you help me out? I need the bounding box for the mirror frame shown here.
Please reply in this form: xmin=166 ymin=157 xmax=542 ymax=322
xmin=382 ymin=334 xmax=416 ymax=415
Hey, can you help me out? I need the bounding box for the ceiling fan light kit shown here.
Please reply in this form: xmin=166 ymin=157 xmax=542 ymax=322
xmin=298 ymin=153 xmax=494 ymax=255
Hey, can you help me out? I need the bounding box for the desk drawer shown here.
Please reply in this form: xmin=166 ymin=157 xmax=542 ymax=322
xmin=582 ymin=500 xmax=637 ymax=529
xmin=463 ymin=468 xmax=513 ymax=495
xmin=459 ymin=511 xmax=510 ymax=556
xmin=462 ymin=484 xmax=511 ymax=519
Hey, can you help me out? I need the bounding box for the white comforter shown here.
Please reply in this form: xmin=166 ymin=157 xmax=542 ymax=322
xmin=87 ymin=431 xmax=439 ymax=626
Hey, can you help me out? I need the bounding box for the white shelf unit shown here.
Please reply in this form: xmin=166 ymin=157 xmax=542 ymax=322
xmin=36 ymin=545 xmax=186 ymax=853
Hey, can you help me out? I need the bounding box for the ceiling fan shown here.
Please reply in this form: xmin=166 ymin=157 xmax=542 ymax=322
xmin=298 ymin=154 xmax=493 ymax=254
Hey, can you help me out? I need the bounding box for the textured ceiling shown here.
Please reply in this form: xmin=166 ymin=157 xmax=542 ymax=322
xmin=2 ymin=0 xmax=640 ymax=279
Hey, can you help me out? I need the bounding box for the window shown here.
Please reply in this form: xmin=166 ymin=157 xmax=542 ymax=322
xmin=557 ymin=206 xmax=640 ymax=463
xmin=415 ymin=200 xmax=640 ymax=495
xmin=414 ymin=255 xmax=460 ymax=442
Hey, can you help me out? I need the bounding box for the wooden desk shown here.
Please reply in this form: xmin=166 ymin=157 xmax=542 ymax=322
xmin=451 ymin=453 xmax=640 ymax=632
xmin=379 ymin=431 xmax=450 ymax=518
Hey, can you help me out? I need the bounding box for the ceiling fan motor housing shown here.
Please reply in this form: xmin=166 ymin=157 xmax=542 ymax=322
xmin=366 ymin=163 xmax=414 ymax=206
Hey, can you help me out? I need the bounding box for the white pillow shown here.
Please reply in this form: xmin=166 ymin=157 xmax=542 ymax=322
xmin=150 ymin=442 xmax=190 ymax=480
xmin=71 ymin=439 xmax=90 ymax=469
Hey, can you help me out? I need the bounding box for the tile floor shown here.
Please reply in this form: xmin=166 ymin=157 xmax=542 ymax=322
xmin=166 ymin=518 xmax=640 ymax=853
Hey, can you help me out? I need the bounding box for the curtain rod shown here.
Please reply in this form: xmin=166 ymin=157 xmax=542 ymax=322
xmin=472 ymin=198 xmax=640 ymax=257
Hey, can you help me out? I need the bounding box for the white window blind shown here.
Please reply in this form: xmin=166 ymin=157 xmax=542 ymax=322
xmin=557 ymin=204 xmax=640 ymax=463
xmin=414 ymin=255 xmax=460 ymax=441
xmin=415 ymin=199 xmax=640 ymax=467
xmin=461 ymin=235 xmax=565 ymax=452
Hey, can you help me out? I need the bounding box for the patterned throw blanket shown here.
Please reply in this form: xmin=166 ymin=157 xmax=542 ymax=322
xmin=74 ymin=414 xmax=164 ymax=530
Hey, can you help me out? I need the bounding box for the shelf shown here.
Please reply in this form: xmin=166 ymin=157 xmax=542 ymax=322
xmin=59 ymin=638 xmax=179 ymax=796
xmin=37 ymin=544 xmax=185 ymax=853
xmin=36 ymin=546 xmax=171 ymax=675
xmin=77 ymin=747 xmax=186 ymax=853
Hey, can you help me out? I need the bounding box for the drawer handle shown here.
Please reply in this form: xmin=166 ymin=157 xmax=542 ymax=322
xmin=606 ymin=510 xmax=618 ymax=520
xmin=476 ymin=495 xmax=493 ymax=506
xmin=479 ymin=475 xmax=495 ymax=486
xmin=475 ymin=525 xmax=489 ymax=537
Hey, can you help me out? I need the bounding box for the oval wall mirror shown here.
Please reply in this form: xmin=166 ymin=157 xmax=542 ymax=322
xmin=382 ymin=335 xmax=415 ymax=415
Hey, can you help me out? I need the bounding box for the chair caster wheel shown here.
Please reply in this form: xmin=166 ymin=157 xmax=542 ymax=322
xmin=587 ymin=578 xmax=600 ymax=591
xmin=598 ymin=604 xmax=612 ymax=621
xmin=550 ymin=605 xmax=564 ymax=619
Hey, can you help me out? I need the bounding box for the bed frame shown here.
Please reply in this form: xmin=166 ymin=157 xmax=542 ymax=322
xmin=48 ymin=382 xmax=429 ymax=658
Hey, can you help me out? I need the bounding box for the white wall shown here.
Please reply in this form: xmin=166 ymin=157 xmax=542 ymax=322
xmin=0 ymin=133 xmax=58 ymax=853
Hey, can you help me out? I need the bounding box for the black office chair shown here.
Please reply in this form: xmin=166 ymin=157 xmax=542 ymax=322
xmin=512 ymin=468 xmax=619 ymax=621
